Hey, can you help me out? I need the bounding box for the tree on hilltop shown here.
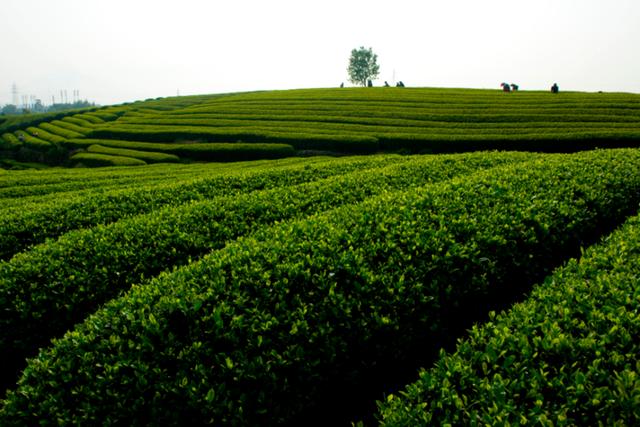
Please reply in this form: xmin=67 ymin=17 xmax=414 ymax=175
xmin=347 ymin=47 xmax=380 ymax=87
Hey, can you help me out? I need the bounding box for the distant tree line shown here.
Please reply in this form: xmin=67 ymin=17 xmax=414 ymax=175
xmin=1 ymin=100 xmax=97 ymax=116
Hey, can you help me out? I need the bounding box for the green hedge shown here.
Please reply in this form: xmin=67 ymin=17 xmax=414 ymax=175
xmin=38 ymin=123 xmax=83 ymax=139
xmin=90 ymin=109 xmax=124 ymax=121
xmin=118 ymin=115 xmax=640 ymax=134
xmin=0 ymin=108 xmax=98 ymax=134
xmin=85 ymin=111 xmax=118 ymax=122
xmin=51 ymin=120 xmax=91 ymax=135
xmin=376 ymin=132 xmax=640 ymax=153
xmin=73 ymin=114 xmax=104 ymax=124
xmin=61 ymin=116 xmax=95 ymax=129
xmin=1 ymin=133 xmax=22 ymax=149
xmin=68 ymin=138 xmax=296 ymax=161
xmin=3 ymin=149 xmax=640 ymax=425
xmin=0 ymin=152 xmax=534 ymax=390
xmin=88 ymin=126 xmax=380 ymax=153
xmin=0 ymin=160 xmax=50 ymax=171
xmin=86 ymin=145 xmax=180 ymax=163
xmin=26 ymin=127 xmax=66 ymax=145
xmin=0 ymin=155 xmax=411 ymax=260
xmin=0 ymin=159 xmax=324 ymax=206
xmin=13 ymin=131 xmax=50 ymax=149
xmin=70 ymin=152 xmax=147 ymax=167
xmin=377 ymin=213 xmax=640 ymax=426
xmin=0 ymin=155 xmax=380 ymax=195
xmin=123 ymin=111 xmax=640 ymax=132
xmin=153 ymin=142 xmax=296 ymax=161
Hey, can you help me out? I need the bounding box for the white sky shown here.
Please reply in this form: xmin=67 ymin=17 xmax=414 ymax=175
xmin=1 ymin=0 xmax=639 ymax=106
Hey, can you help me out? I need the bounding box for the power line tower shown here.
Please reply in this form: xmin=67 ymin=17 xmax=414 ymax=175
xmin=11 ymin=83 xmax=18 ymax=106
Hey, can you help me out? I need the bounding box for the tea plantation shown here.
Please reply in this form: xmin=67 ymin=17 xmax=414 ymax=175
xmin=2 ymin=87 xmax=640 ymax=168
xmin=1 ymin=88 xmax=639 ymax=425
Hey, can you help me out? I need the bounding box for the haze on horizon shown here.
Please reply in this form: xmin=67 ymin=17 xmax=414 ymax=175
xmin=1 ymin=0 xmax=639 ymax=107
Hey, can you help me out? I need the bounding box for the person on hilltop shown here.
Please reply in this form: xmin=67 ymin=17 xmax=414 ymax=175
xmin=501 ymin=82 xmax=511 ymax=92
xmin=551 ymin=83 xmax=559 ymax=94
xmin=510 ymin=83 xmax=519 ymax=91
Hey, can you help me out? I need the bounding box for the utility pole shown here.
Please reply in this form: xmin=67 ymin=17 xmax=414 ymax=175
xmin=11 ymin=83 xmax=18 ymax=106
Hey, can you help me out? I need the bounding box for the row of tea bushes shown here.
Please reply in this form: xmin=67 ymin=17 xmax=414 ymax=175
xmin=3 ymin=149 xmax=640 ymax=424
xmin=0 ymin=159 xmax=326 ymax=214
xmin=38 ymin=123 xmax=83 ymax=139
xmin=51 ymin=120 xmax=91 ymax=135
xmin=0 ymin=154 xmax=529 ymax=392
xmin=69 ymin=152 xmax=147 ymax=167
xmin=0 ymin=152 xmax=534 ymax=389
xmin=377 ymin=213 xmax=640 ymax=426
xmin=119 ymin=114 xmax=640 ymax=132
xmin=13 ymin=131 xmax=49 ymax=149
xmin=25 ymin=127 xmax=65 ymax=145
xmin=67 ymin=138 xmax=292 ymax=159
xmin=0 ymin=133 xmax=21 ymax=149
xmin=0 ymin=108 xmax=100 ymax=135
xmin=0 ymin=157 xmax=295 ymax=191
xmin=88 ymin=125 xmax=380 ymax=153
xmin=61 ymin=116 xmax=96 ymax=129
xmin=0 ymin=155 xmax=412 ymax=259
xmin=85 ymin=145 xmax=180 ymax=163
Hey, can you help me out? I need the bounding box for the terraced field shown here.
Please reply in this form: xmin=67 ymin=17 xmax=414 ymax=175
xmin=1 ymin=148 xmax=640 ymax=425
xmin=2 ymin=88 xmax=640 ymax=167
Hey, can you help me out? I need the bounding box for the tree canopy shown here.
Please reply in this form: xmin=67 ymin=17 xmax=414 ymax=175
xmin=347 ymin=47 xmax=380 ymax=87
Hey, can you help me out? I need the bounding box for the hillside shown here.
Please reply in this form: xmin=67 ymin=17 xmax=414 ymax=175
xmin=2 ymin=88 xmax=640 ymax=168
